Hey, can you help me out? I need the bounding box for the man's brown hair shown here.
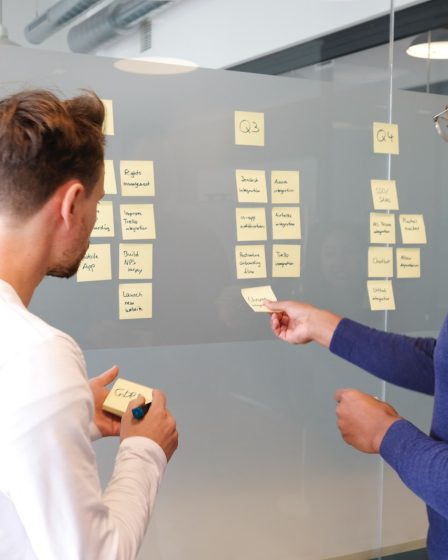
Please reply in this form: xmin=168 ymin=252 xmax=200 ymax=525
xmin=0 ymin=89 xmax=105 ymax=217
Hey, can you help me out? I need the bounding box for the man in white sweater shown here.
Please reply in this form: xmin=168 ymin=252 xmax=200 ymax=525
xmin=0 ymin=89 xmax=178 ymax=559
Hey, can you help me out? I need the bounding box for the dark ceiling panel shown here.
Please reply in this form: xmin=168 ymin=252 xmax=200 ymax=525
xmin=228 ymin=0 xmax=448 ymax=75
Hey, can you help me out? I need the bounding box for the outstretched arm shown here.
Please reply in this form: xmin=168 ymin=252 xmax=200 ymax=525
xmin=264 ymin=300 xmax=436 ymax=395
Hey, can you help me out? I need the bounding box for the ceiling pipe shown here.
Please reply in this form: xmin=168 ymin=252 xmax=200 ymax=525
xmin=24 ymin=0 xmax=105 ymax=44
xmin=67 ymin=0 xmax=175 ymax=53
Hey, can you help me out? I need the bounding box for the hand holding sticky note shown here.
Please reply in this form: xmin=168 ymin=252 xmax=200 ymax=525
xmin=102 ymin=378 xmax=153 ymax=418
xmin=241 ymin=285 xmax=277 ymax=312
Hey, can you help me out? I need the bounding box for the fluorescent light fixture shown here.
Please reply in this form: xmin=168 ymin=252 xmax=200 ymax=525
xmin=114 ymin=56 xmax=198 ymax=75
xmin=407 ymin=29 xmax=448 ymax=59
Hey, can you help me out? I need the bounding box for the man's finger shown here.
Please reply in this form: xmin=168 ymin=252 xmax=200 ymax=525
xmin=98 ymin=365 xmax=119 ymax=384
xmin=263 ymin=300 xmax=291 ymax=313
xmin=150 ymin=389 xmax=167 ymax=410
xmin=334 ymin=388 xmax=347 ymax=403
xmin=127 ymin=395 xmax=146 ymax=412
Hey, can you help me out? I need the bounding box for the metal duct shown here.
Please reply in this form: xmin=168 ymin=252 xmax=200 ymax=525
xmin=67 ymin=0 xmax=173 ymax=53
xmin=25 ymin=0 xmax=104 ymax=44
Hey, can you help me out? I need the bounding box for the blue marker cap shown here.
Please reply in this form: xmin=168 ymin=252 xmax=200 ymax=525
xmin=132 ymin=401 xmax=151 ymax=420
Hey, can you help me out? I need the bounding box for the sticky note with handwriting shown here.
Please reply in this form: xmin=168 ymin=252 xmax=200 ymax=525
xmin=102 ymin=378 xmax=153 ymax=417
xmin=120 ymin=160 xmax=155 ymax=197
xmin=370 ymin=212 xmax=395 ymax=244
xmin=120 ymin=204 xmax=156 ymax=240
xmin=241 ymin=285 xmax=277 ymax=312
xmin=373 ymin=122 xmax=399 ymax=154
xmin=235 ymin=245 xmax=266 ymax=279
xmin=367 ymin=280 xmax=396 ymax=311
xmin=368 ymin=246 xmax=393 ymax=278
xmin=104 ymin=160 xmax=117 ymax=195
xmin=370 ymin=179 xmax=399 ymax=211
xmin=235 ymin=169 xmax=267 ymax=203
xmin=396 ymin=248 xmax=421 ymax=278
xmin=272 ymin=244 xmax=301 ymax=277
xmin=271 ymin=171 xmax=300 ymax=204
xmin=119 ymin=243 xmax=153 ymax=280
xmin=235 ymin=111 xmax=265 ymax=146
xmin=399 ymin=214 xmax=427 ymax=244
xmin=91 ymin=200 xmax=114 ymax=238
xmin=272 ymin=207 xmax=301 ymax=240
xmin=101 ymin=99 xmax=114 ymax=136
xmin=236 ymin=207 xmax=267 ymax=241
xmin=119 ymin=283 xmax=152 ymax=320
xmin=77 ymin=244 xmax=112 ymax=282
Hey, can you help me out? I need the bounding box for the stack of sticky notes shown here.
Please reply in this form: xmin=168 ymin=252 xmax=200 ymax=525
xmin=102 ymin=378 xmax=153 ymax=417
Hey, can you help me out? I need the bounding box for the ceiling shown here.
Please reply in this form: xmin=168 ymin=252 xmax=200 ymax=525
xmin=1 ymin=0 xmax=447 ymax=94
xmin=0 ymin=0 xmax=430 ymax=69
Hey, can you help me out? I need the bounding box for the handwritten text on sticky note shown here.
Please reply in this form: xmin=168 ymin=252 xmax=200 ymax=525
xmin=241 ymin=285 xmax=277 ymax=312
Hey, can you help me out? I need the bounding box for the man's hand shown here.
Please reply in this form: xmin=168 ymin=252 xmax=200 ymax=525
xmin=89 ymin=365 xmax=121 ymax=437
xmin=263 ymin=300 xmax=341 ymax=348
xmin=121 ymin=390 xmax=178 ymax=462
xmin=335 ymin=388 xmax=401 ymax=453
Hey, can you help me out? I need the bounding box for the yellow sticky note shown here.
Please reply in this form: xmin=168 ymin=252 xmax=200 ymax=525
xmin=119 ymin=243 xmax=153 ymax=280
xmin=120 ymin=204 xmax=156 ymax=240
xmin=272 ymin=244 xmax=301 ymax=277
xmin=368 ymin=246 xmax=393 ymax=278
xmin=370 ymin=213 xmax=396 ymax=244
xmin=120 ymin=160 xmax=155 ymax=197
xmin=91 ymin=200 xmax=115 ymax=238
xmin=102 ymin=378 xmax=153 ymax=417
xmin=271 ymin=171 xmax=300 ymax=204
xmin=236 ymin=208 xmax=267 ymax=241
xmin=396 ymin=248 xmax=421 ymax=279
xmin=241 ymin=285 xmax=277 ymax=312
xmin=119 ymin=283 xmax=152 ymax=320
xmin=104 ymin=160 xmax=117 ymax=195
xmin=370 ymin=179 xmax=399 ymax=211
xmin=235 ymin=245 xmax=266 ymax=279
xmin=373 ymin=122 xmax=399 ymax=154
xmin=235 ymin=170 xmax=267 ymax=203
xmin=367 ymin=280 xmax=396 ymax=311
xmin=399 ymin=214 xmax=427 ymax=244
xmin=235 ymin=111 xmax=265 ymax=146
xmin=77 ymin=244 xmax=112 ymax=282
xmin=272 ymin=207 xmax=301 ymax=240
xmin=101 ymin=99 xmax=114 ymax=136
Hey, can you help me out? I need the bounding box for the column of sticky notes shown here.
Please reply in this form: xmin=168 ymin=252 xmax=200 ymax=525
xmin=368 ymin=122 xmax=426 ymax=311
xmin=234 ymin=111 xmax=301 ymax=295
xmin=77 ymin=100 xmax=155 ymax=320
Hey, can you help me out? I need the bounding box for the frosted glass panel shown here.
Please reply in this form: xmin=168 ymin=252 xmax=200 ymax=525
xmin=0 ymin=33 xmax=440 ymax=557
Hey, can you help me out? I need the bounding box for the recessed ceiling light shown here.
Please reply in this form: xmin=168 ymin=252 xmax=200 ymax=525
xmin=114 ymin=56 xmax=198 ymax=75
xmin=407 ymin=29 xmax=448 ymax=59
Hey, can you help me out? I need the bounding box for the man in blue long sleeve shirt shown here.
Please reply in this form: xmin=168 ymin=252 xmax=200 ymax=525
xmin=264 ymin=299 xmax=446 ymax=559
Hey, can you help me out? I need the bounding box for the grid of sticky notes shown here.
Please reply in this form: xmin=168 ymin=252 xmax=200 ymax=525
xmin=235 ymin=169 xmax=301 ymax=280
xmin=368 ymin=123 xmax=426 ymax=311
xmin=77 ymin=100 xmax=155 ymax=320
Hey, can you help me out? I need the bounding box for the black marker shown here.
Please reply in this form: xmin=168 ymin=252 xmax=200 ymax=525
xmin=132 ymin=401 xmax=152 ymax=420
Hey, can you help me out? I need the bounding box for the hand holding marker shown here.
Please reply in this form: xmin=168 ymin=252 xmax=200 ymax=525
xmin=132 ymin=401 xmax=152 ymax=419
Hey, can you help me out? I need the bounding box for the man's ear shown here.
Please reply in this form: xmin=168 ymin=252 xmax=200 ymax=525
xmin=59 ymin=181 xmax=85 ymax=229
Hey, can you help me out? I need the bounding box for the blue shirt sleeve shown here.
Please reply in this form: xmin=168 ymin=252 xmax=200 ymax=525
xmin=381 ymin=419 xmax=448 ymax=519
xmin=329 ymin=318 xmax=436 ymax=395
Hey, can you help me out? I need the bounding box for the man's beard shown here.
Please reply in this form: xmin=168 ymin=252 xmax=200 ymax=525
xmin=46 ymin=258 xmax=83 ymax=279
xmin=46 ymin=241 xmax=89 ymax=279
